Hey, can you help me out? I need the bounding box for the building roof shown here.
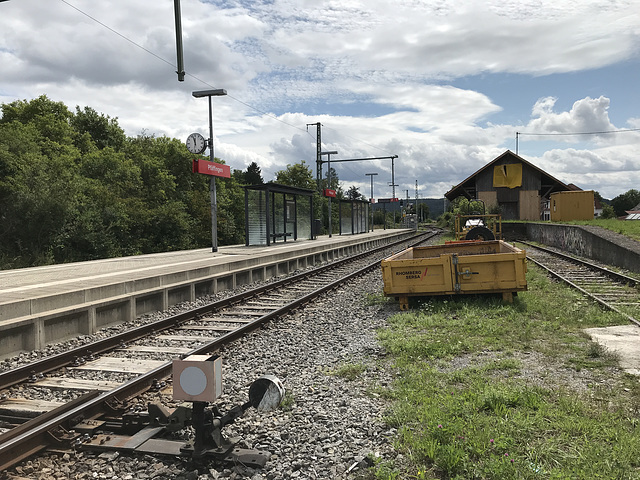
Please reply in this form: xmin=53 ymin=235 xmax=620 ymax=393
xmin=626 ymin=203 xmax=640 ymax=214
xmin=444 ymin=150 xmax=570 ymax=201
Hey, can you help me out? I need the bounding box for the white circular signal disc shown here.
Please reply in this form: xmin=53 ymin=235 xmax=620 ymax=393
xmin=180 ymin=366 xmax=208 ymax=396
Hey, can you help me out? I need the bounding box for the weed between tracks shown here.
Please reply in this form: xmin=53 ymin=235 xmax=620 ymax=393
xmin=373 ymin=265 xmax=640 ymax=479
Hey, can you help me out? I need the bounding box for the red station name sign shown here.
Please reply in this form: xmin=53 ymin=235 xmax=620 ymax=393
xmin=192 ymin=159 xmax=231 ymax=178
xmin=323 ymin=188 xmax=336 ymax=198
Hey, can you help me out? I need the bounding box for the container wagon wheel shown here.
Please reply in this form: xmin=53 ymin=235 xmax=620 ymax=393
xmin=465 ymin=226 xmax=495 ymax=241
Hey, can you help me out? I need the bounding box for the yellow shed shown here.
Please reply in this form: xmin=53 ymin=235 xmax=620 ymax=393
xmin=550 ymin=190 xmax=595 ymax=221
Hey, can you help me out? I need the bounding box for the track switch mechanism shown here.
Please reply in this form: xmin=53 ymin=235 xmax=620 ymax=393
xmin=79 ymin=354 xmax=285 ymax=468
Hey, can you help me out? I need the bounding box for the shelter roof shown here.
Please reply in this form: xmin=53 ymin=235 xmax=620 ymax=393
xmin=444 ymin=150 xmax=570 ymax=201
xmin=244 ymin=182 xmax=315 ymax=196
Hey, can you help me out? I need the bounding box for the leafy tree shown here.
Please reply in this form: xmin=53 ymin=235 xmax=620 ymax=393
xmin=71 ymin=106 xmax=126 ymax=151
xmin=0 ymin=96 xmax=250 ymax=268
xmin=417 ymin=202 xmax=430 ymax=221
xmin=232 ymin=168 xmax=246 ymax=184
xmin=451 ymin=197 xmax=486 ymax=216
xmin=610 ymin=189 xmax=640 ymax=217
xmin=275 ymin=161 xmax=316 ymax=189
xmin=0 ymin=98 xmax=81 ymax=266
xmin=600 ymin=204 xmax=616 ymax=219
xmin=373 ymin=209 xmax=386 ymax=226
xmin=1 ymin=95 xmax=73 ymax=143
xmin=245 ymin=161 xmax=263 ymax=185
xmin=346 ymin=185 xmax=363 ymax=200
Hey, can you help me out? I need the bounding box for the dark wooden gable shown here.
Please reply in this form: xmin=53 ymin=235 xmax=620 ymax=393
xmin=445 ymin=150 xmax=568 ymax=201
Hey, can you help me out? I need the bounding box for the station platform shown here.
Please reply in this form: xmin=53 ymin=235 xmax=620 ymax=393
xmin=0 ymin=229 xmax=415 ymax=359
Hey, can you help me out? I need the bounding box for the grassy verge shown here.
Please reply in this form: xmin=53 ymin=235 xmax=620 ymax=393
xmin=564 ymin=219 xmax=640 ymax=242
xmin=373 ymin=266 xmax=640 ymax=479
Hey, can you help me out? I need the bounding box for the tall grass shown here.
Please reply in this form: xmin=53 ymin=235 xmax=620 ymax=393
xmin=374 ymin=266 xmax=640 ymax=479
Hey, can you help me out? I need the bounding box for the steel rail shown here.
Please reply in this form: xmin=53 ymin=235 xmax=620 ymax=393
xmin=0 ymin=391 xmax=101 ymax=471
xmin=520 ymin=240 xmax=640 ymax=287
xmin=0 ymin=230 xmax=439 ymax=470
xmin=524 ymin=243 xmax=640 ymax=328
xmin=0 ymin=230 xmax=433 ymax=391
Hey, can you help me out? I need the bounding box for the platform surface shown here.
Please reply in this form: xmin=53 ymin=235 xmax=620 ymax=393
xmin=584 ymin=324 xmax=640 ymax=376
xmin=0 ymin=229 xmax=409 ymax=307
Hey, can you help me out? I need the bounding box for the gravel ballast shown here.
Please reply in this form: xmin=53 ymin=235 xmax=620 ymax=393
xmin=7 ymin=270 xmax=399 ymax=480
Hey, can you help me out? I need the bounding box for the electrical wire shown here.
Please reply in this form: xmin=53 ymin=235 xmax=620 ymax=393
xmin=322 ymin=125 xmax=396 ymax=157
xmin=59 ymin=0 xmax=311 ymax=136
xmin=60 ymin=0 xmax=406 ymax=156
xmin=57 ymin=0 xmax=403 ymax=154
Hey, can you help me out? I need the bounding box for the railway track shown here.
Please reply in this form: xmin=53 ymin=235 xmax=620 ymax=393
xmin=0 ymin=230 xmax=439 ymax=471
xmin=522 ymin=241 xmax=640 ymax=328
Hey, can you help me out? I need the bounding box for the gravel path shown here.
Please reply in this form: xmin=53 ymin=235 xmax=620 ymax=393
xmin=7 ymin=270 xmax=400 ymax=480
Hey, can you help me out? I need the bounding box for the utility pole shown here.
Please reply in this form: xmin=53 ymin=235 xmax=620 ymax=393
xmin=388 ymin=182 xmax=399 ymax=228
xmin=391 ymin=157 xmax=396 ymax=200
xmin=415 ymin=180 xmax=419 ymax=228
xmin=416 ymin=178 xmax=419 ymax=223
xmin=365 ymin=173 xmax=378 ymax=232
xmin=404 ymin=190 xmax=409 ymax=228
xmin=320 ymin=151 xmax=338 ymax=237
xmin=307 ymin=122 xmax=322 ymax=192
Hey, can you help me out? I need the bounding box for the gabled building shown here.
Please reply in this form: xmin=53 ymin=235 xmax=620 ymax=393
xmin=444 ymin=150 xmax=570 ymax=220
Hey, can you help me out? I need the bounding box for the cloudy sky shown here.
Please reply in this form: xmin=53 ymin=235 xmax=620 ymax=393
xmin=1 ymin=0 xmax=639 ymax=200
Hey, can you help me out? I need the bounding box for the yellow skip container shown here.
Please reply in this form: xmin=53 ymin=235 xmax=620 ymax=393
xmin=381 ymin=240 xmax=527 ymax=310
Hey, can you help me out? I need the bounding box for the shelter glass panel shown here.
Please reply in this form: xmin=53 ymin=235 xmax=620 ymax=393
xmin=271 ymin=193 xmax=285 ymax=236
xmin=339 ymin=200 xmax=369 ymax=234
xmin=297 ymin=196 xmax=312 ymax=240
xmin=247 ymin=189 xmax=267 ymax=245
xmin=340 ymin=202 xmax=353 ymax=234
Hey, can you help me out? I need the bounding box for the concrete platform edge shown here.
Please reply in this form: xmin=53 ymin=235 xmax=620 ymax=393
xmin=0 ymin=230 xmax=414 ymax=359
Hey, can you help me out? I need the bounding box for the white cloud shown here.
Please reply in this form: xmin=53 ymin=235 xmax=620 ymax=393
xmin=1 ymin=0 xmax=639 ymax=202
xmin=527 ymin=96 xmax=616 ymax=137
xmin=531 ymin=147 xmax=640 ymax=197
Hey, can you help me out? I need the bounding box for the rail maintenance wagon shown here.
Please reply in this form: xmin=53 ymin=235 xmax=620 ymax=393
xmin=381 ymin=240 xmax=527 ymax=310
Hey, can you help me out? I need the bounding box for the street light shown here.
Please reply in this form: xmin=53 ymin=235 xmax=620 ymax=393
xmin=320 ymin=151 xmax=338 ymax=237
xmin=365 ymin=173 xmax=378 ymax=232
xmin=192 ymin=88 xmax=227 ymax=252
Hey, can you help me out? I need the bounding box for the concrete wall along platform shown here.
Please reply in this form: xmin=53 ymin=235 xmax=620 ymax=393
xmin=504 ymin=222 xmax=640 ymax=274
xmin=0 ymin=230 xmax=414 ymax=360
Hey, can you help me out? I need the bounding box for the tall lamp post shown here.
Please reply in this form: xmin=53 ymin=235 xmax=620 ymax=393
xmin=365 ymin=173 xmax=378 ymax=232
xmin=320 ymin=151 xmax=338 ymax=237
xmin=192 ymin=88 xmax=227 ymax=252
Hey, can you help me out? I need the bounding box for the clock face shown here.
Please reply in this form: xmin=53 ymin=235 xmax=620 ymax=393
xmin=186 ymin=133 xmax=206 ymax=154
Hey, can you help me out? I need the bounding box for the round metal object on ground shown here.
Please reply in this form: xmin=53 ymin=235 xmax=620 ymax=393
xmin=249 ymin=375 xmax=285 ymax=411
